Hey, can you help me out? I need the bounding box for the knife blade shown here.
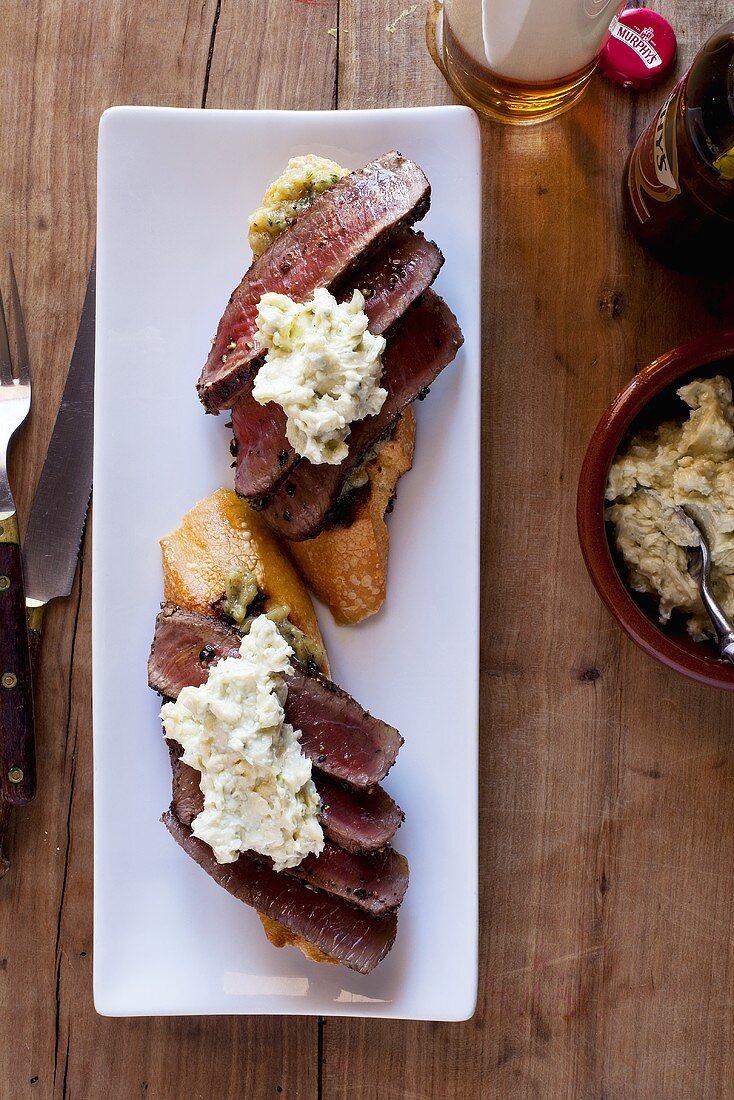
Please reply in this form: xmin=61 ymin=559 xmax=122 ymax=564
xmin=23 ymin=259 xmax=95 ymax=641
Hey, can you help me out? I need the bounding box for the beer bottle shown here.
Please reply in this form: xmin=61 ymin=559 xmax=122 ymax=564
xmin=623 ymin=19 xmax=734 ymax=274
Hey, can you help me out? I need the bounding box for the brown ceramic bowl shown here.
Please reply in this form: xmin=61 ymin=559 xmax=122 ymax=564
xmin=577 ymin=330 xmax=734 ymax=690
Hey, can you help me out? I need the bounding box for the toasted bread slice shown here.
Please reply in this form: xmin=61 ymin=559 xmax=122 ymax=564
xmin=161 ymin=487 xmax=324 ymax=655
xmin=287 ymin=408 xmax=415 ymax=625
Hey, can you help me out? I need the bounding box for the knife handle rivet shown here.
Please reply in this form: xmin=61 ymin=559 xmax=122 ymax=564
xmin=2 ymin=673 xmax=17 ymax=689
xmin=0 ymin=576 xmax=9 ymax=591
xmin=7 ymin=766 xmax=23 ymax=784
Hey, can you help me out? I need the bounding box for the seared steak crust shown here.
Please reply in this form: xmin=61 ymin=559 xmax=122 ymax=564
xmin=197 ymin=152 xmax=431 ymax=412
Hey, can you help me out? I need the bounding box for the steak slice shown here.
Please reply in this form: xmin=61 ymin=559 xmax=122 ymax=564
xmin=198 ymin=152 xmax=431 ymax=412
xmin=333 ymin=228 xmax=444 ymax=336
xmin=149 ymin=605 xmax=403 ymax=788
xmin=170 ymin=748 xmax=205 ymax=829
xmin=314 ymin=773 xmax=404 ymax=853
xmin=291 ymin=843 xmax=408 ymax=914
xmin=258 ymin=289 xmax=464 ymax=540
xmin=148 ymin=604 xmax=242 ymax=700
xmin=164 ymin=810 xmax=398 ymax=974
xmin=283 ymin=663 xmax=402 ymax=788
xmin=232 ymin=230 xmax=444 ymax=500
xmin=171 ymin=750 xmax=403 ymax=859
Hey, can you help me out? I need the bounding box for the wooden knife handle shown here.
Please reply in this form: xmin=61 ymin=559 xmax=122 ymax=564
xmin=0 ymin=536 xmax=36 ymax=805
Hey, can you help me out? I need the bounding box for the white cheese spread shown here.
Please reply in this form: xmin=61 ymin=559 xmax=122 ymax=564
xmin=160 ymin=615 xmax=323 ymax=869
xmin=253 ymin=288 xmax=387 ymax=465
xmin=606 ymin=376 xmax=734 ymax=639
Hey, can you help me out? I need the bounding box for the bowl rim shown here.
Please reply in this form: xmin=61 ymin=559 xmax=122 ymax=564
xmin=577 ymin=329 xmax=734 ymax=691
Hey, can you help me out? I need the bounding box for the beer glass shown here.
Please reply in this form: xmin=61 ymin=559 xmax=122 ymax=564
xmin=428 ymin=0 xmax=626 ymax=124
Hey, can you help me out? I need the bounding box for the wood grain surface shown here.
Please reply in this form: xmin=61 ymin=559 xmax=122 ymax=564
xmin=1 ymin=1 xmax=733 ymax=1097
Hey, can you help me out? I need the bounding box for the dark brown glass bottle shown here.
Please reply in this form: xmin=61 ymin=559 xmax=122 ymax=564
xmin=623 ymin=20 xmax=734 ymax=274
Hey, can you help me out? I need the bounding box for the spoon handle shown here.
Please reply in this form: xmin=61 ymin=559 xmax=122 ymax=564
xmin=697 ymin=548 xmax=734 ymax=665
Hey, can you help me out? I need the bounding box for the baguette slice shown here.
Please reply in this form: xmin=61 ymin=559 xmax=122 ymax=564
xmin=287 ymin=408 xmax=415 ymax=624
xmin=161 ymin=487 xmax=325 ymax=665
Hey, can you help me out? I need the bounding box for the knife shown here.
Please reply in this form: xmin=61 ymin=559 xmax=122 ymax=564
xmin=23 ymin=260 xmax=94 ymax=662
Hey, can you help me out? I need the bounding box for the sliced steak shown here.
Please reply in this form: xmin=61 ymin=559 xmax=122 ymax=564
xmin=170 ymin=752 xmax=403 ymax=858
xmin=258 ymin=289 xmax=464 ymax=540
xmin=149 ymin=605 xmax=402 ymax=788
xmin=169 ymin=753 xmax=407 ymax=914
xmin=232 ymin=230 xmax=444 ymax=500
xmin=148 ymin=605 xmax=242 ymax=700
xmin=198 ymin=152 xmax=431 ymax=412
xmin=335 ymin=229 xmax=444 ymax=338
xmin=231 ymin=385 xmax=289 ymax=499
xmin=315 ymin=773 xmax=404 ymax=853
xmin=283 ymin=663 xmax=402 ymax=787
xmin=169 ymin=747 xmax=205 ymax=828
xmin=291 ymin=843 xmax=408 ymax=914
xmin=164 ymin=810 xmax=398 ymax=974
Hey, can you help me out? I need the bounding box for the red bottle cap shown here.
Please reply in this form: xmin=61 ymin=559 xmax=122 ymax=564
xmin=598 ymin=8 xmax=677 ymax=90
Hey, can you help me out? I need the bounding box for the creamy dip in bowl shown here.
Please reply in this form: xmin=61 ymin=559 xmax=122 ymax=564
xmin=606 ymin=376 xmax=734 ymax=641
xmin=577 ymin=332 xmax=734 ymax=690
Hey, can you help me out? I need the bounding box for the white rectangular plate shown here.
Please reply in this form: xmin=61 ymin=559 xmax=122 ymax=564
xmin=94 ymin=105 xmax=481 ymax=1020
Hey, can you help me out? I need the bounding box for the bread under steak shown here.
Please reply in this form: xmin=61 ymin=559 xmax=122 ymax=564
xmin=198 ymin=152 xmax=464 ymax=624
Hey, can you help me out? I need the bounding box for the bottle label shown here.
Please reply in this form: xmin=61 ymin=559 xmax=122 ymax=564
xmin=627 ymin=83 xmax=682 ymax=223
xmin=609 ymin=15 xmax=663 ymax=69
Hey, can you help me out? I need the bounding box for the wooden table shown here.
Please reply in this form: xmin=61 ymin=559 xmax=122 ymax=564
xmin=1 ymin=2 xmax=733 ymax=1097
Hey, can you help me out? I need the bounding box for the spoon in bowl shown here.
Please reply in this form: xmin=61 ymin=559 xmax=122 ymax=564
xmin=677 ymin=505 xmax=734 ymax=666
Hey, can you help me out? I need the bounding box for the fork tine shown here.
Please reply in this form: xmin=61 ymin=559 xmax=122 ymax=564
xmin=0 ymin=288 xmax=13 ymax=386
xmin=7 ymin=255 xmax=29 ymax=387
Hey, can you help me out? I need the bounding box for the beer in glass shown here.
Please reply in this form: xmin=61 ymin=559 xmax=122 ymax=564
xmin=429 ymin=0 xmax=626 ymax=124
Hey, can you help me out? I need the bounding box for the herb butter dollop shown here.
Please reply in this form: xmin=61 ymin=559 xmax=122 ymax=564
xmin=606 ymin=376 xmax=734 ymax=639
xmin=248 ymin=155 xmax=348 ymax=259
xmin=253 ymin=288 xmax=387 ymax=465
xmin=160 ymin=615 xmax=323 ymax=869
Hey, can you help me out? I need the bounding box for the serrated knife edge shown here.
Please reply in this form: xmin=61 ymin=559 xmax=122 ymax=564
xmin=23 ymin=259 xmax=95 ymax=611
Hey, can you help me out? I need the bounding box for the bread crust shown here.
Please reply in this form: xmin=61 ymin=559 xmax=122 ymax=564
xmin=288 ymin=408 xmax=416 ymax=624
xmin=161 ymin=487 xmax=325 ymax=654
xmin=257 ymin=914 xmax=337 ymax=966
